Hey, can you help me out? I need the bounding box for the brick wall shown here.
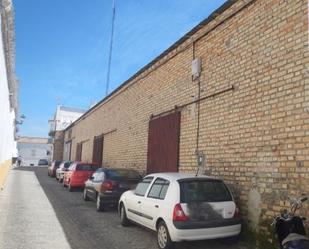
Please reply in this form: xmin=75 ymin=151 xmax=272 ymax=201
xmin=53 ymin=131 xmax=64 ymax=161
xmin=63 ymin=0 xmax=309 ymax=234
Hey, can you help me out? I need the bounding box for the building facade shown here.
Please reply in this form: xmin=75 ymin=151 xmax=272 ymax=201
xmin=17 ymin=137 xmax=52 ymax=166
xmin=61 ymin=0 xmax=308 ymax=241
xmin=0 ymin=0 xmax=18 ymax=188
xmin=49 ymin=105 xmax=86 ymax=161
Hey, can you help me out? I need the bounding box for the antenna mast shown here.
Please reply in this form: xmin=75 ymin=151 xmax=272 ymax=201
xmin=105 ymin=0 xmax=116 ymax=97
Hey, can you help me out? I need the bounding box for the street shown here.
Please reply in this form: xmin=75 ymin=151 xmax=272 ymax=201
xmin=0 ymin=167 xmax=250 ymax=249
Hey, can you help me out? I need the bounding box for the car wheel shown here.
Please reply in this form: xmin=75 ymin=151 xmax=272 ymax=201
xmin=157 ymin=221 xmax=174 ymax=249
xmin=68 ymin=183 xmax=74 ymax=192
xmin=83 ymin=188 xmax=89 ymax=201
xmin=120 ymin=204 xmax=130 ymax=226
xmin=96 ymin=195 xmax=105 ymax=212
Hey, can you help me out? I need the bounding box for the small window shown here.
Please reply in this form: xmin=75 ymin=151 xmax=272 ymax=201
xmin=148 ymin=178 xmax=170 ymax=200
xmin=31 ymin=149 xmax=36 ymax=157
xmin=135 ymin=177 xmax=153 ymax=196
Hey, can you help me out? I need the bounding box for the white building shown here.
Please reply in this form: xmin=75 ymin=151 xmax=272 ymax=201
xmin=48 ymin=105 xmax=86 ymax=133
xmin=17 ymin=137 xmax=52 ymax=166
xmin=0 ymin=0 xmax=18 ymax=180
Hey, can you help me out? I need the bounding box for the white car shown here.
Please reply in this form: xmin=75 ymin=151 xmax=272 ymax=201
xmin=56 ymin=161 xmax=71 ymax=182
xmin=119 ymin=173 xmax=241 ymax=249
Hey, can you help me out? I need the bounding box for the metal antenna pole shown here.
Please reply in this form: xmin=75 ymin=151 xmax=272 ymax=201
xmin=105 ymin=0 xmax=116 ymax=97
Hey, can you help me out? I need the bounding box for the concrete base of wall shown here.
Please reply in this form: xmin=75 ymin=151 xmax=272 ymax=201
xmin=0 ymin=160 xmax=12 ymax=191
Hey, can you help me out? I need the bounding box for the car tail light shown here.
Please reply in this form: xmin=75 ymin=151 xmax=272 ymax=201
xmin=233 ymin=205 xmax=240 ymax=218
xmin=101 ymin=180 xmax=114 ymax=191
xmin=173 ymin=203 xmax=189 ymax=222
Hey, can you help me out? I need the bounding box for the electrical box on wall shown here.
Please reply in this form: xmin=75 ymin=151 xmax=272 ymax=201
xmin=196 ymin=151 xmax=205 ymax=175
xmin=192 ymin=57 xmax=202 ymax=80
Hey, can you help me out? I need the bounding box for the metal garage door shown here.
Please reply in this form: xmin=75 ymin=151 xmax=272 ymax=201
xmin=92 ymin=135 xmax=104 ymax=165
xmin=147 ymin=111 xmax=181 ymax=173
xmin=75 ymin=142 xmax=82 ymax=161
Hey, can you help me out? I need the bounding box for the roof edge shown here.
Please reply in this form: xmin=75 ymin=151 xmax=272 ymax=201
xmin=65 ymin=0 xmax=242 ymax=131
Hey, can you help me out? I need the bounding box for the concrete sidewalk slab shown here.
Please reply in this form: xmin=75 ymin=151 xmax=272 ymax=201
xmin=0 ymin=169 xmax=71 ymax=249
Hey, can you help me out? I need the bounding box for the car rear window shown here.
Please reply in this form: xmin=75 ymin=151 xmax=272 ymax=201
xmin=76 ymin=164 xmax=99 ymax=171
xmin=64 ymin=162 xmax=71 ymax=168
xmin=179 ymin=179 xmax=232 ymax=203
xmin=106 ymin=169 xmax=140 ymax=180
xmin=55 ymin=160 xmax=62 ymax=167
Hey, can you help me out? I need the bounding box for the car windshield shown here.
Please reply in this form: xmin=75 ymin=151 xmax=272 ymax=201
xmin=76 ymin=164 xmax=99 ymax=171
xmin=179 ymin=179 xmax=232 ymax=203
xmin=106 ymin=169 xmax=140 ymax=180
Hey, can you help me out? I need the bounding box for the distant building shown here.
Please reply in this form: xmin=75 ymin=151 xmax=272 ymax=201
xmin=48 ymin=105 xmax=87 ymax=133
xmin=48 ymin=105 xmax=86 ymax=161
xmin=0 ymin=0 xmax=18 ymax=184
xmin=17 ymin=137 xmax=52 ymax=166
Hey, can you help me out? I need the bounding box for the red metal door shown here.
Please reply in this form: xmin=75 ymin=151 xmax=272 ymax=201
xmin=75 ymin=142 xmax=83 ymax=161
xmin=147 ymin=112 xmax=181 ymax=173
xmin=92 ymin=135 xmax=104 ymax=165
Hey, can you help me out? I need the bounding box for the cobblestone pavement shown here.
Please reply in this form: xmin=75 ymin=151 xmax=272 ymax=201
xmin=0 ymin=167 xmax=252 ymax=249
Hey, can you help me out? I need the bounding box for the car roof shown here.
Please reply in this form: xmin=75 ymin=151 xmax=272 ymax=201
xmin=146 ymin=172 xmax=217 ymax=182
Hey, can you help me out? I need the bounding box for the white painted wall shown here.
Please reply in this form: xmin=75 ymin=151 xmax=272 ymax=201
xmin=17 ymin=143 xmax=52 ymax=166
xmin=0 ymin=17 xmax=16 ymax=164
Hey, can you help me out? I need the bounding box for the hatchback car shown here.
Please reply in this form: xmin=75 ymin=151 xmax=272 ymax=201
xmin=47 ymin=160 xmax=63 ymax=177
xmin=63 ymin=162 xmax=99 ymax=191
xmin=119 ymin=173 xmax=241 ymax=249
xmin=56 ymin=161 xmax=72 ymax=182
xmin=38 ymin=159 xmax=49 ymax=166
xmin=83 ymin=168 xmax=141 ymax=212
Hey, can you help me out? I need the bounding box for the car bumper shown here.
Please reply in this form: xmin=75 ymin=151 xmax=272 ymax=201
xmin=169 ymin=222 xmax=241 ymax=242
xmin=99 ymin=192 xmax=121 ymax=204
xmin=70 ymin=180 xmax=86 ymax=188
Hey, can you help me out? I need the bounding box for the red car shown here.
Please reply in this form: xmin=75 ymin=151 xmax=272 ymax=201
xmin=63 ymin=162 xmax=100 ymax=191
xmin=48 ymin=160 xmax=63 ymax=177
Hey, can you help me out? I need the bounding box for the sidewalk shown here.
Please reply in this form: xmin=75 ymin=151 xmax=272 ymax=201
xmin=0 ymin=168 xmax=71 ymax=249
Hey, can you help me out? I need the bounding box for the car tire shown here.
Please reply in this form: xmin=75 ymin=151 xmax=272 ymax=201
xmin=157 ymin=221 xmax=174 ymax=249
xmin=120 ymin=204 xmax=130 ymax=226
xmin=96 ymin=195 xmax=105 ymax=212
xmin=68 ymin=183 xmax=74 ymax=192
xmin=83 ymin=188 xmax=89 ymax=201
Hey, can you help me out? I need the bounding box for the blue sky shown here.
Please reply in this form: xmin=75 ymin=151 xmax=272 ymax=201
xmin=15 ymin=0 xmax=227 ymax=137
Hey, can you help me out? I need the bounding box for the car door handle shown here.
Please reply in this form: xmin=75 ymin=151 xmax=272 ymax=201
xmin=138 ymin=201 xmax=141 ymax=204
xmin=155 ymin=205 xmax=159 ymax=208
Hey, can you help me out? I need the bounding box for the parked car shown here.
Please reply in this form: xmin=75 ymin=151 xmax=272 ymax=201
xmin=38 ymin=159 xmax=49 ymax=166
xmin=56 ymin=161 xmax=72 ymax=182
xmin=63 ymin=162 xmax=99 ymax=191
xmin=118 ymin=173 xmax=241 ymax=249
xmin=83 ymin=168 xmax=141 ymax=212
xmin=47 ymin=160 xmax=63 ymax=177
